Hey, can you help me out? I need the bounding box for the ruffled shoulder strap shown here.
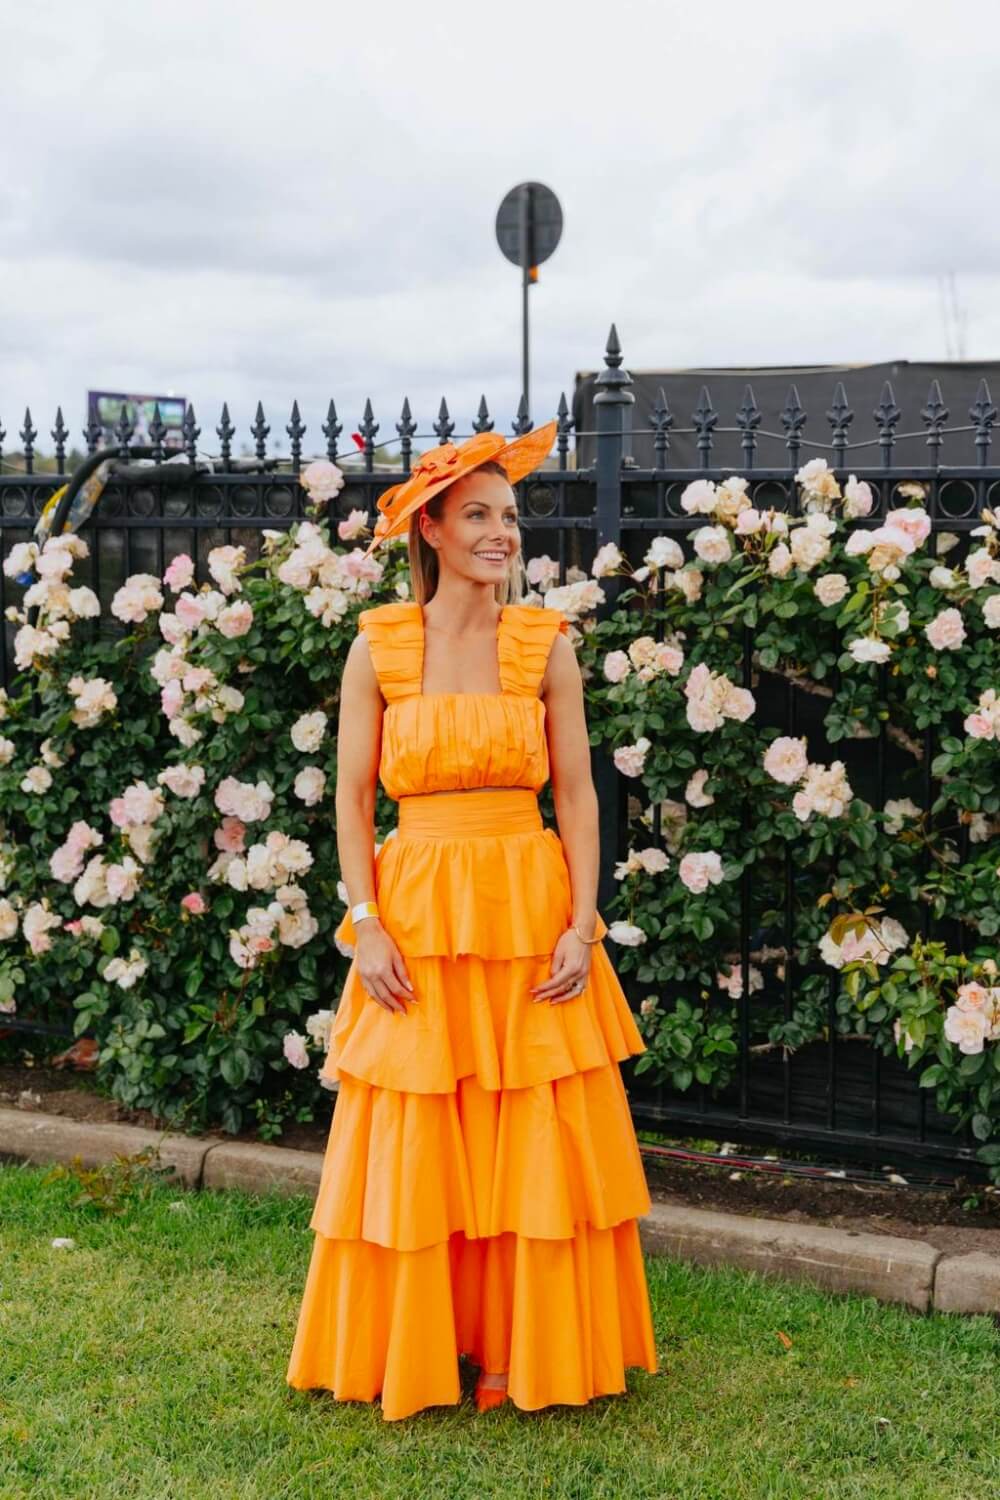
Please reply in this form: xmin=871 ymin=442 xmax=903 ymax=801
xmin=499 ymin=603 xmax=570 ymax=698
xmin=358 ymin=601 xmax=421 ymax=702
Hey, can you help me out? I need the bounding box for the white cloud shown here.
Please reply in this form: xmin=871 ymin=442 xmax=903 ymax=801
xmin=2 ymin=0 xmax=998 ymax=461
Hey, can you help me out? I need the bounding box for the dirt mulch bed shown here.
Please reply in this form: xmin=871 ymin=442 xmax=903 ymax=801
xmin=637 ymin=1146 xmax=1000 ymax=1261
xmin=3 ymin=1061 xmax=999 ymax=1263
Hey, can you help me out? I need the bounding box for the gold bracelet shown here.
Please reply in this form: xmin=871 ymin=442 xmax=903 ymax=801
xmin=572 ymin=922 xmax=602 ymax=945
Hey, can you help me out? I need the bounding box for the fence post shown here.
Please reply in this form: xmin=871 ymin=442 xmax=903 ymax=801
xmin=591 ymin=325 xmax=633 ymax=923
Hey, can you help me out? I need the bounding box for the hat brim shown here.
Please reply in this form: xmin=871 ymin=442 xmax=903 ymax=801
xmin=360 ymin=419 xmax=558 ymax=560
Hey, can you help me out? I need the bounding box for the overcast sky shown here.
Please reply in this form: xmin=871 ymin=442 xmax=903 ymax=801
xmin=2 ymin=0 xmax=998 ymax=462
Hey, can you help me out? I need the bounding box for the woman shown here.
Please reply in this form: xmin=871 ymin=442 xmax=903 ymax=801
xmin=286 ymin=420 xmax=658 ymax=1419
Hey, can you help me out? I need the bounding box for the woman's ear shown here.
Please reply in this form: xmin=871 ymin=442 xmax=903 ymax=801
xmin=418 ymin=516 xmax=439 ymax=550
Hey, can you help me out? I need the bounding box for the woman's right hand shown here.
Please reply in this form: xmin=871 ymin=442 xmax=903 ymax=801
xmin=354 ymin=920 xmax=417 ymax=1014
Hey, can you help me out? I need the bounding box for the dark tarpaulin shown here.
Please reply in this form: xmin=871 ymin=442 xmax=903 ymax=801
xmin=571 ymin=359 xmax=1000 ymax=472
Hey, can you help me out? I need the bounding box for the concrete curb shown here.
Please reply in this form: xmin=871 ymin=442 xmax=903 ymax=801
xmin=3 ymin=1105 xmax=999 ymax=1316
xmin=201 ymin=1139 xmax=323 ymax=1196
xmin=638 ymin=1201 xmax=940 ymax=1311
xmin=0 ymin=1106 xmax=213 ymax=1189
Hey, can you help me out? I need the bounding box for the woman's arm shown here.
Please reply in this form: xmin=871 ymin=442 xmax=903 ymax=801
xmin=541 ymin=629 xmax=600 ymax=940
xmin=334 ymin=629 xmax=414 ymax=1012
xmin=334 ymin=628 xmax=384 ymax=911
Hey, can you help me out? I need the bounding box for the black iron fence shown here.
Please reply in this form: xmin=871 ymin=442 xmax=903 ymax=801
xmin=3 ymin=325 xmax=999 ymax=1172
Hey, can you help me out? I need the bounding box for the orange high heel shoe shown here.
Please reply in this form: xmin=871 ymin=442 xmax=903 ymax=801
xmin=474 ymin=1372 xmax=510 ymax=1412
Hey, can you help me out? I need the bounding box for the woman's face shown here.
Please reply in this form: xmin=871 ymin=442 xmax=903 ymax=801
xmin=421 ymin=469 xmax=520 ymax=581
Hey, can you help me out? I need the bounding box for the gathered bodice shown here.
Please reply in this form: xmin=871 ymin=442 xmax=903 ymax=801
xmin=357 ymin=600 xmax=570 ymax=800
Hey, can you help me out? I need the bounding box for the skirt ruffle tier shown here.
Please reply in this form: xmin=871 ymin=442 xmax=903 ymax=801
xmin=286 ymin=789 xmax=658 ymax=1421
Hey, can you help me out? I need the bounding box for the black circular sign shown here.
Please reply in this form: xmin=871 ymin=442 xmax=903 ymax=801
xmin=495 ymin=182 xmax=563 ymax=269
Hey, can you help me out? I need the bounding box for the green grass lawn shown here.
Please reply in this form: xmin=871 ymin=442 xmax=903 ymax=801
xmin=1 ymin=1160 xmax=998 ymax=1500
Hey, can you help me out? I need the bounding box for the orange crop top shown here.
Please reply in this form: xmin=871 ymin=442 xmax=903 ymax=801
xmin=356 ymin=600 xmax=570 ymax=800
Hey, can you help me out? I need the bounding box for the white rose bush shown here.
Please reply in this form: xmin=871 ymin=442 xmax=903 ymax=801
xmin=536 ymin=464 xmax=1000 ymax=1180
xmin=5 ymin=453 xmax=1000 ymax=1174
xmin=0 ymin=460 xmax=401 ymax=1137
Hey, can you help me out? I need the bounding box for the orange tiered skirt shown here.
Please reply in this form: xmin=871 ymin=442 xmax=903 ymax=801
xmin=285 ymin=787 xmax=658 ymax=1420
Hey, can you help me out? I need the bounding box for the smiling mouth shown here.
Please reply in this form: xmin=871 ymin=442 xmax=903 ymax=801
xmin=475 ymin=552 xmax=507 ymax=562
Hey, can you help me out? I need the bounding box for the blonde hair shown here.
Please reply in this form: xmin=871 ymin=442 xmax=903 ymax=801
xmin=406 ymin=459 xmax=528 ymax=606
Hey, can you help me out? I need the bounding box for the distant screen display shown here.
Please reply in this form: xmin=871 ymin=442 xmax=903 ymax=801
xmin=87 ymin=391 xmax=187 ymax=448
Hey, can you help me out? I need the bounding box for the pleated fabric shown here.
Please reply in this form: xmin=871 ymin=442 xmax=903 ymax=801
xmin=286 ymin=602 xmax=658 ymax=1420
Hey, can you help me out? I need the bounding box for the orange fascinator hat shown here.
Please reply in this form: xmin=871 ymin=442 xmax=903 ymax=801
xmin=362 ymin=418 xmax=558 ymax=560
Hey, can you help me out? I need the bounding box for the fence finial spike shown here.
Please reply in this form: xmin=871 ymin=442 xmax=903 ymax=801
xmin=970 ymin=378 xmax=996 ymax=425
xmin=473 ymin=395 xmax=493 ymax=434
xmin=434 ymin=399 xmax=454 ymax=443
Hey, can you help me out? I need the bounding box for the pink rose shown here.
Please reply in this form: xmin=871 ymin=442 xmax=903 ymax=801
xmin=678 ymin=850 xmax=724 ymax=893
xmin=163 ymin=554 xmax=195 ymax=591
xmin=338 ymin=509 xmax=369 ymax=541
xmin=217 ymin=601 xmax=254 ymax=639
xmin=924 ymin=608 xmax=966 ymax=651
xmin=214 ymin=816 xmax=246 ymax=853
xmin=965 ymin=713 xmax=994 ymax=740
xmin=603 ymin=651 xmax=631 ymax=684
xmin=175 ymin=593 xmax=207 ymax=631
xmin=734 ymin=508 xmax=764 ymax=535
xmin=161 ymin=680 xmax=184 ymax=718
xmin=956 ymin=981 xmax=990 ymax=1012
xmin=885 ymin=507 xmax=931 ymax=548
xmin=282 ymin=1030 xmax=311 ymax=1069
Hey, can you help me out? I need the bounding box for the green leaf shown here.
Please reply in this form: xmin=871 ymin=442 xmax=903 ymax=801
xmin=839 ymin=589 xmax=869 ymax=620
xmin=220 ymin=1049 xmax=250 ymax=1089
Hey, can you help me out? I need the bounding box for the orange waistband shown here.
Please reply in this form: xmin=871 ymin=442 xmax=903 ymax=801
xmin=397 ymin=787 xmax=542 ymax=837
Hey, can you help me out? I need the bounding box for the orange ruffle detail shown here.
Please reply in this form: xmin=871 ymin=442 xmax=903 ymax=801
xmin=371 ymin=694 xmax=552 ymax=799
xmin=360 ymin=599 xmax=567 ymax=703
xmin=309 ymin=1065 xmax=651 ymax=1250
xmin=497 ymin=600 xmax=569 ymax=696
xmin=286 ymin=1217 xmax=659 ymax=1421
xmin=355 ymin=601 xmax=569 ymax=799
xmin=358 ymin=601 xmax=423 ymax=704
xmin=322 ymin=945 xmax=641 ymax=1094
xmin=332 ymin=821 xmax=609 ymax=957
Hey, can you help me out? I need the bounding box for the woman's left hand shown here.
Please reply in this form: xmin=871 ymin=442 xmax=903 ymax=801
xmin=530 ymin=927 xmax=593 ymax=1004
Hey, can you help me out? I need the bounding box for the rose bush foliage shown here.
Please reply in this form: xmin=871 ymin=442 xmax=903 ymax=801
xmin=3 ymin=455 xmax=1000 ymax=1176
xmin=0 ymin=468 xmax=396 ymax=1137
xmin=543 ymin=463 xmax=1000 ymax=1180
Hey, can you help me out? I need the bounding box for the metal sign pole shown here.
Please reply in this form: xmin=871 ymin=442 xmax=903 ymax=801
xmin=520 ymin=185 xmax=531 ymax=415
xmin=496 ymin=181 xmax=563 ymax=427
